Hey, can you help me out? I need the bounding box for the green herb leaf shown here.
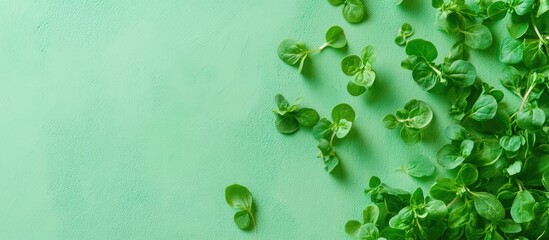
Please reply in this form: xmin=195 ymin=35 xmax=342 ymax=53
xmin=470 ymin=95 xmax=498 ymax=121
xmin=462 ymin=24 xmax=493 ymax=50
xmin=513 ymin=0 xmax=534 ymax=15
xmin=456 ymin=163 xmax=478 ymax=186
xmin=342 ymin=0 xmax=365 ymax=23
xmin=517 ymin=106 xmax=546 ymax=130
xmin=472 ymin=192 xmax=505 ymax=222
xmin=296 ymin=108 xmax=320 ymax=127
xmin=383 ymin=114 xmax=399 ymax=129
xmin=499 ymin=37 xmax=524 ymax=64
xmin=332 ymin=103 xmax=356 ymax=123
xmin=234 ymin=210 xmax=252 ymax=230
xmin=412 ymin=62 xmax=438 ymax=90
xmin=277 ymin=39 xmax=308 ymax=72
xmin=341 ymin=55 xmax=362 ymax=76
xmin=511 ymin=190 xmax=536 ymax=223
xmin=275 ymin=115 xmax=300 ymax=134
xmin=402 ymin=157 xmax=436 ymax=178
xmin=488 ymin=1 xmax=509 ymax=20
xmin=325 ymin=26 xmax=347 ymax=49
xmin=406 ymin=39 xmax=438 ymax=61
xmin=444 ymin=60 xmax=477 ymax=88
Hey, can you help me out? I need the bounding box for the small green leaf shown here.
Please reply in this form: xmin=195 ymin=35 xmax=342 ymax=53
xmin=400 ymin=127 xmax=421 ymax=145
xmin=444 ymin=60 xmax=477 ymax=88
xmin=523 ymin=39 xmax=548 ymax=69
xmin=325 ymin=26 xmax=347 ymax=49
xmin=403 ymin=157 xmax=435 ymax=178
xmin=225 ymin=184 xmax=253 ymax=211
xmin=506 ymin=14 xmax=529 ymax=39
xmin=361 ymin=45 xmax=376 ymax=64
xmin=517 ymin=106 xmax=546 ymax=130
xmin=499 ymin=37 xmax=524 ymax=64
xmin=500 ymin=66 xmax=522 ymax=91
xmin=295 ymin=108 xmax=320 ymax=127
xmin=425 ymin=200 xmax=448 ymax=219
xmin=342 ymin=0 xmax=365 ymax=23
xmin=347 ymin=81 xmax=367 ymax=96
xmin=352 ymin=69 xmax=376 ymax=88
xmin=403 ymin=99 xmax=433 ymax=129
xmin=448 ymin=203 xmax=470 ymax=229
xmin=389 ymin=207 xmax=414 ymax=230
xmin=341 ymin=55 xmax=362 ymax=76
xmin=488 ymin=1 xmax=509 ymax=20
xmin=327 ymin=0 xmax=345 ymax=6
xmin=511 ymin=190 xmax=536 ymax=223
xmin=345 ymin=220 xmax=362 ymax=237
xmin=275 ymin=115 xmax=300 ymax=134
xmin=470 ymin=95 xmax=498 ymax=121
xmin=313 ymin=118 xmax=333 ymax=140
xmin=456 ymin=164 xmax=478 ymax=186
xmin=444 ymin=124 xmax=467 ymax=141
xmin=332 ymin=103 xmax=356 ymax=122
xmin=472 ymin=192 xmax=505 ymax=222
xmin=412 ymin=62 xmax=438 ymax=90
xmin=363 ymin=205 xmax=380 ymax=224
xmin=369 ymin=176 xmax=381 ymax=188
xmin=498 ymin=219 xmax=522 ymax=233
xmin=383 ymin=114 xmax=399 ymax=129
xmin=437 ymin=144 xmax=464 ymax=169
xmin=406 ymin=39 xmax=438 ymax=61
xmin=234 ymin=210 xmax=252 ymax=230
xmin=506 ymin=161 xmax=522 ymax=176
xmin=462 ymin=24 xmax=493 ymax=50
xmin=277 ymin=39 xmax=308 ymax=67
xmin=514 ymin=0 xmax=534 ymax=15
xmin=499 ymin=135 xmax=522 ymax=152
xmin=336 ymin=119 xmax=353 ymax=138
xmin=410 ymin=187 xmax=425 ymax=206
xmin=538 ymin=0 xmax=549 ymax=17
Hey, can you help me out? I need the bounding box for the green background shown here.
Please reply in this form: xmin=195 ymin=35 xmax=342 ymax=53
xmin=0 ymin=0 xmax=509 ymax=239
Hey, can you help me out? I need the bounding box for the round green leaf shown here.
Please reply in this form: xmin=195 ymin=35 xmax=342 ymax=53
xmin=404 ymin=157 xmax=435 ymax=178
xmin=342 ymin=0 xmax=365 ymax=23
xmin=499 ymin=37 xmax=524 ymax=64
xmin=403 ymin=99 xmax=433 ymax=129
xmin=225 ymin=184 xmax=253 ymax=211
xmin=511 ymin=190 xmax=536 ymax=223
xmin=412 ymin=62 xmax=438 ymax=90
xmin=332 ymin=103 xmax=356 ymax=122
xmin=352 ymin=69 xmax=376 ymax=88
xmin=406 ymin=39 xmax=438 ymax=61
xmin=275 ymin=115 xmax=300 ymax=134
xmin=325 ymin=25 xmax=347 ymax=48
xmin=517 ymin=107 xmax=546 ymax=130
xmin=234 ymin=210 xmax=252 ymax=230
xmin=462 ymin=24 xmax=493 ymax=50
xmin=523 ymin=39 xmax=548 ymax=69
xmin=472 ymin=192 xmax=505 ymax=222
xmin=336 ymin=119 xmax=353 ymax=138
xmin=514 ymin=0 xmax=534 ymax=15
xmin=363 ymin=205 xmax=380 ymax=224
xmin=506 ymin=14 xmax=529 ymax=39
xmin=296 ymin=108 xmax=320 ymax=127
xmin=383 ymin=114 xmax=399 ymax=129
xmin=277 ymin=39 xmax=308 ymax=65
xmin=470 ymin=95 xmax=498 ymax=121
xmin=437 ymin=144 xmax=464 ymax=169
xmin=400 ymin=127 xmax=421 ymax=145
xmin=361 ymin=45 xmax=376 ymax=64
xmin=313 ymin=118 xmax=333 ymax=140
xmin=456 ymin=164 xmax=478 ymax=186
xmin=444 ymin=60 xmax=477 ymax=88
xmin=347 ymin=81 xmax=367 ymax=96
xmin=327 ymin=0 xmax=345 ymax=5
xmin=499 ymin=135 xmax=521 ymax=152
xmin=341 ymin=55 xmax=362 ymax=76
xmin=488 ymin=1 xmax=509 ymax=20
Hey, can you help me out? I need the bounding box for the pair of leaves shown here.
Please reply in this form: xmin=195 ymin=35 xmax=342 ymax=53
xmin=313 ymin=104 xmax=355 ymax=172
xmin=405 ymin=39 xmax=477 ymax=91
xmin=341 ymin=45 xmax=376 ymax=96
xmin=273 ymin=94 xmax=320 ymax=134
xmin=488 ymin=0 xmax=535 ymax=21
xmin=277 ymin=26 xmax=347 ymax=73
xmin=395 ymin=23 xmax=414 ymax=46
xmin=437 ymin=140 xmax=474 ymax=169
xmin=345 ymin=205 xmax=386 ymax=239
xmin=225 ymin=184 xmax=255 ymax=230
xmin=327 ymin=0 xmax=365 ymax=23
xmin=383 ymin=99 xmax=433 ymax=145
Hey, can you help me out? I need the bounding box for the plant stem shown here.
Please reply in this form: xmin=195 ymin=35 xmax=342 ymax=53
xmin=531 ymin=15 xmax=548 ymax=45
xmin=520 ymin=84 xmax=535 ymax=111
xmin=447 ymin=195 xmax=460 ymax=208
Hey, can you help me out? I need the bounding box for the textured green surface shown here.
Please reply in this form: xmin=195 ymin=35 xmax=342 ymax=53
xmin=0 ymin=1 xmax=509 ymax=239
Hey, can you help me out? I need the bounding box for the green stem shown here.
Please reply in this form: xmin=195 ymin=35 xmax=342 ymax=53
xmin=447 ymin=195 xmax=460 ymax=208
xmin=520 ymin=84 xmax=535 ymax=111
xmin=531 ymin=15 xmax=548 ymax=46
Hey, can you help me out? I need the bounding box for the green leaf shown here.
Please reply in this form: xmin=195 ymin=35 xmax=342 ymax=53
xmin=274 ymin=94 xmax=289 ymax=111
xmin=498 ymin=219 xmax=522 ymax=233
xmin=410 ymin=187 xmax=424 ymax=206
xmin=462 ymin=24 xmax=493 ymax=50
xmin=444 ymin=60 xmax=477 ymax=88
xmin=325 ymin=25 xmax=347 ymax=48
xmin=406 ymin=39 xmax=438 ymax=61
xmin=342 ymin=0 xmax=365 ymax=23
xmin=444 ymin=124 xmax=467 ymax=141
xmin=511 ymin=190 xmax=536 ymax=223
xmin=429 ymin=178 xmax=460 ymax=203
xmin=425 ymin=200 xmax=448 ymax=219
xmin=542 ymin=172 xmax=549 ymax=191
xmin=327 ymin=0 xmax=345 ymax=6
xmin=432 ymin=0 xmax=443 ymax=8
xmin=517 ymin=106 xmax=546 ymax=130
xmin=437 ymin=144 xmax=465 ymax=169
xmin=403 ymin=99 xmax=433 ymax=129
xmin=369 ymin=176 xmax=381 ymax=188
xmin=472 ymin=192 xmax=505 ymax=222
xmin=275 ymin=115 xmax=300 ymax=134
xmin=499 ymin=135 xmax=521 ymax=152
xmin=383 ymin=114 xmax=399 ymax=129
xmin=457 ymin=164 xmax=478 ymax=186
xmin=363 ymin=205 xmax=380 ymax=224
xmin=449 ymin=203 xmax=471 ymax=229
xmin=488 ymin=1 xmax=509 ymax=20
xmin=514 ymin=0 xmax=534 ymax=15
xmin=470 ymin=95 xmax=497 ymax=121
xmin=226 ymin=184 xmax=253 ymax=211
xmin=295 ymin=108 xmax=320 ymax=127
xmin=336 ymin=119 xmax=353 ymax=138
xmin=341 ymin=55 xmax=362 ymax=76
xmin=323 ymin=155 xmax=340 ymax=173
xmin=470 ymin=139 xmax=502 ymax=166
xmin=345 ymin=220 xmax=362 ymax=237
xmin=412 ymin=62 xmax=438 ymax=90
xmin=395 ymin=35 xmax=406 ymax=46
xmin=538 ymin=0 xmax=549 ymax=17
xmin=277 ymin=39 xmax=308 ymax=68
xmin=499 ymin=37 xmax=524 ymax=64
xmin=506 ymin=14 xmax=529 ymax=39
xmin=234 ymin=210 xmax=252 ymax=230
xmin=313 ymin=118 xmax=333 ymax=140
xmin=500 ymin=66 xmax=522 ymax=91
xmin=352 ymin=69 xmax=376 ymax=88
xmin=506 ymin=160 xmax=522 ymax=176
xmin=317 ymin=139 xmax=333 ymax=156
xmin=400 ymin=127 xmax=421 ymax=145
xmin=523 ymin=39 xmax=548 ymax=69
xmin=403 ymin=157 xmax=435 ymax=177
xmin=389 ymin=207 xmax=414 ymax=230
xmin=347 ymin=81 xmax=367 ymax=96
xmin=446 ymin=41 xmax=469 ymax=61
xmin=332 ymin=103 xmax=355 ymax=122
xmin=361 ymin=45 xmax=376 ymax=64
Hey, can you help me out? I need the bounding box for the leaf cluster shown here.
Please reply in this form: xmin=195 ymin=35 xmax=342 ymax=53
xmin=383 ymin=99 xmax=434 ymax=145
xmin=225 ymin=184 xmax=256 ymax=230
xmin=327 ymin=0 xmax=365 ymax=23
xmin=341 ymin=45 xmax=377 ymax=96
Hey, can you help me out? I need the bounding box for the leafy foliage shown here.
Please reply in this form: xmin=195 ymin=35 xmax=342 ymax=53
xmin=272 ymin=94 xmax=320 ymax=134
xmin=383 ymin=99 xmax=433 ymax=145
xmin=327 ymin=0 xmax=366 ymax=23
xmin=341 ymin=45 xmax=377 ymax=96
xmin=225 ymin=184 xmax=255 ymax=230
